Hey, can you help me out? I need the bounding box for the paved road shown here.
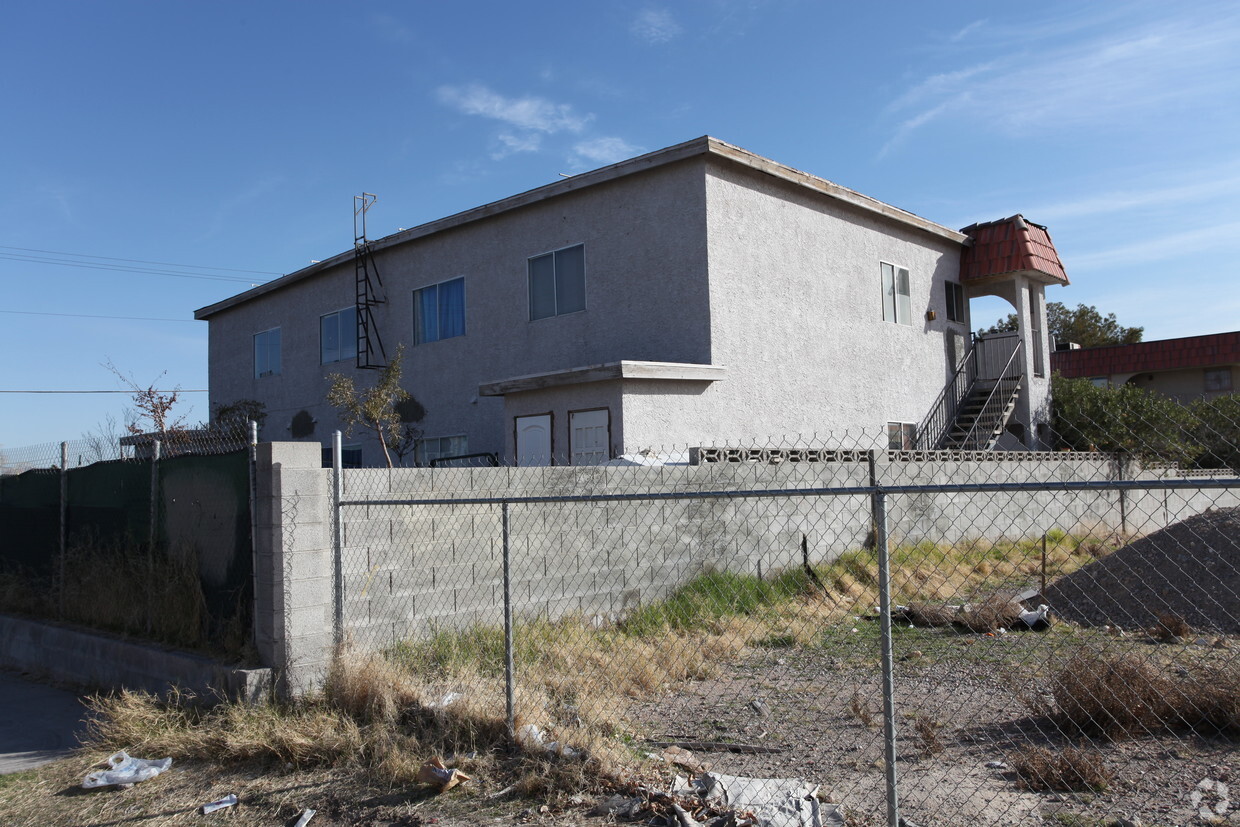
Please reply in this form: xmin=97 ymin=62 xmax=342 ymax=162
xmin=0 ymin=670 xmax=90 ymax=774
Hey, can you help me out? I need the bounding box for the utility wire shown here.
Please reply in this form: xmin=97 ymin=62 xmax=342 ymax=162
xmin=0 ymin=244 xmax=281 ymax=275
xmin=0 ymin=310 xmax=196 ymax=323
xmin=0 ymin=252 xmax=268 ymax=284
xmin=0 ymin=389 xmax=207 ymax=394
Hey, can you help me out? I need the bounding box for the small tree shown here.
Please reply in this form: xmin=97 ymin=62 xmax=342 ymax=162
xmin=1188 ymin=394 xmax=1240 ymax=471
xmin=326 ymin=344 xmax=410 ymax=468
xmin=103 ymin=360 xmax=188 ymax=442
xmin=981 ymin=302 xmax=1144 ymax=348
xmin=210 ymin=399 xmax=268 ymax=442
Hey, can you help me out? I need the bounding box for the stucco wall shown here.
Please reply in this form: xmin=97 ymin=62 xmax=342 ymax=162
xmin=613 ymin=160 xmax=971 ymax=450
xmin=1125 ymin=366 xmax=1237 ymax=403
xmin=205 ymin=158 xmax=712 ymax=466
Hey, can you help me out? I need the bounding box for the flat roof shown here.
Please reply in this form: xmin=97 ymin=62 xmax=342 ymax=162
xmin=196 ymin=136 xmax=967 ymax=320
xmin=479 ymin=360 xmax=727 ymax=397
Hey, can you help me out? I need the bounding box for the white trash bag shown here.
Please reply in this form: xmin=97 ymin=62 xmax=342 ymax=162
xmin=82 ymin=750 xmax=173 ymax=789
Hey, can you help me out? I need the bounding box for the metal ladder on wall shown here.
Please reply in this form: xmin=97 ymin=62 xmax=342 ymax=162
xmin=354 ymin=193 xmax=387 ymax=370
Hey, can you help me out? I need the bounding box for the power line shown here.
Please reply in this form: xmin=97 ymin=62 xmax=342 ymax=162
xmin=0 ymin=389 xmax=208 ymax=394
xmin=0 ymin=244 xmax=281 ymax=275
xmin=0 ymin=252 xmax=268 ymax=284
xmin=0 ymin=310 xmax=196 ymax=323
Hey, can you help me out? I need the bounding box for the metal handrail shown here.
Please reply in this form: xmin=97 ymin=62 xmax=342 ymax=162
xmin=958 ymin=341 xmax=1024 ymax=450
xmin=912 ymin=344 xmax=978 ymax=449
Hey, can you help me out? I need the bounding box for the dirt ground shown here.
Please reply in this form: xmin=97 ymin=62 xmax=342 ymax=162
xmin=4 ymin=626 xmax=1235 ymax=827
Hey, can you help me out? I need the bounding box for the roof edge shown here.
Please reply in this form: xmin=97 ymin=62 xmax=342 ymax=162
xmin=197 ymin=136 xmax=966 ymax=319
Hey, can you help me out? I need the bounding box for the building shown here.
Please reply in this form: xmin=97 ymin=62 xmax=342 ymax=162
xmin=1051 ymin=331 xmax=1240 ymax=403
xmin=194 ymin=137 xmax=1068 ymax=466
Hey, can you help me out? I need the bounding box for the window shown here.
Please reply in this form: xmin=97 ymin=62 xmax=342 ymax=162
xmin=413 ymin=277 xmax=466 ymax=344
xmin=880 ymin=262 xmax=912 ymax=325
xmin=320 ymin=306 xmax=357 ymax=364
xmin=1089 ymin=377 xmax=1109 ymax=388
xmin=945 ymin=281 xmax=966 ymax=324
xmin=528 ymin=244 xmax=585 ymax=321
xmin=1205 ymin=367 xmax=1233 ymax=392
xmin=321 ymin=443 xmax=363 ymax=468
xmin=1030 ymin=289 xmax=1045 ymax=377
xmin=415 ymin=435 xmax=467 ymax=466
xmin=254 ymin=328 xmax=281 ymax=377
xmin=887 ymin=422 xmax=916 ymax=450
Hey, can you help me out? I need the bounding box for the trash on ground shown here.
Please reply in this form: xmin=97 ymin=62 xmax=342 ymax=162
xmin=416 ymin=757 xmax=470 ymax=792
xmin=516 ymin=723 xmax=579 ymax=758
xmin=81 ymin=751 xmax=173 ymax=789
xmin=200 ymin=793 xmax=239 ymax=814
xmin=660 ymin=745 xmax=712 ymax=773
xmin=428 ymin=691 xmax=463 ymax=709
xmin=749 ymin=698 xmax=772 ymax=718
xmin=1018 ymin=604 xmax=1053 ymax=630
xmin=590 ymin=794 xmax=645 ymax=818
xmin=292 ymin=808 xmax=317 ymax=827
xmin=985 ymin=760 xmax=1008 ymax=769
xmin=674 ymin=771 xmax=843 ymax=827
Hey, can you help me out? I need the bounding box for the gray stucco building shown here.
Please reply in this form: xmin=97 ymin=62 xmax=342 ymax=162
xmin=194 ymin=137 xmax=1068 ymax=466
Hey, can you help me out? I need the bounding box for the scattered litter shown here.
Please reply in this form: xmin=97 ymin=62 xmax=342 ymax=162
xmin=416 ymin=757 xmax=471 ymax=792
xmin=985 ymin=761 xmax=1008 ymax=769
xmin=1190 ymin=777 xmax=1231 ymax=819
xmin=749 ymin=699 xmax=772 ymax=718
xmin=292 ymin=808 xmax=317 ymax=827
xmin=82 ymin=751 xmax=172 ymax=789
xmin=1018 ymin=604 xmax=1052 ymax=631
xmin=200 ymin=793 xmax=238 ymax=814
xmin=590 ymin=794 xmax=644 ymax=818
xmin=428 ymin=691 xmax=463 ymax=709
xmin=670 ymin=801 xmax=703 ymax=827
xmin=676 ymin=772 xmax=843 ymax=827
xmin=487 ymin=784 xmax=518 ymax=800
xmin=659 ymin=745 xmax=711 ymax=773
xmin=516 ymin=723 xmax=579 ymax=758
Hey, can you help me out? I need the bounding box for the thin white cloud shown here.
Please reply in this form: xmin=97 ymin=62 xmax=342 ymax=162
xmin=1028 ymin=167 xmax=1240 ymax=222
xmin=949 ymin=19 xmax=986 ymax=42
xmin=572 ymin=137 xmax=644 ymax=166
xmin=1067 ymin=220 xmax=1240 ymax=271
xmin=632 ymin=8 xmax=682 ymax=44
xmin=436 ymin=84 xmax=592 ymax=134
xmin=494 ymin=132 xmax=543 ymax=159
xmin=882 ymin=7 xmax=1240 ymax=150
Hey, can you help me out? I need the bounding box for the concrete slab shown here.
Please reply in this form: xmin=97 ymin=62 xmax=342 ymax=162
xmin=0 ymin=670 xmax=89 ymax=774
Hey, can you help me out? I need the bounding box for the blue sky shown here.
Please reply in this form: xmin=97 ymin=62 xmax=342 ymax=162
xmin=3 ymin=0 xmax=1238 ymax=449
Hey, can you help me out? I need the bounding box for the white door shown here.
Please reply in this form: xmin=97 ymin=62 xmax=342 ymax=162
xmin=570 ymin=409 xmax=609 ymax=465
xmin=515 ymin=414 xmax=552 ymax=466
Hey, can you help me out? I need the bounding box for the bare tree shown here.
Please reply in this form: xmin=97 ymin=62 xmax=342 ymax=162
xmin=103 ymin=360 xmax=188 ymax=439
xmin=326 ymin=344 xmax=410 ymax=468
xmin=80 ymin=412 xmax=127 ymax=463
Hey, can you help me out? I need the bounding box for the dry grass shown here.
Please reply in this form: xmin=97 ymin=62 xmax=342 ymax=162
xmin=1023 ymin=650 xmax=1240 ymax=738
xmin=1152 ymin=611 xmax=1192 ymax=642
xmin=1010 ymin=746 xmax=1112 ymax=792
xmin=912 ymin=714 xmax=944 ymax=756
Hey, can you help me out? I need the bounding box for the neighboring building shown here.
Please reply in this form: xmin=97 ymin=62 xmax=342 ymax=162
xmin=1052 ymin=331 xmax=1240 ymax=403
xmin=194 ymin=137 xmax=1068 ymax=466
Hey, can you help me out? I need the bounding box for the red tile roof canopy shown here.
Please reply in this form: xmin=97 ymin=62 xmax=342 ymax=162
xmin=959 ymin=215 xmax=1068 ymax=285
xmin=1051 ymin=331 xmax=1240 ymax=378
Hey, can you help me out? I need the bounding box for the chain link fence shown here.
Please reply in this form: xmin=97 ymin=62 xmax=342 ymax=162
xmin=328 ymin=408 xmax=1238 ymax=826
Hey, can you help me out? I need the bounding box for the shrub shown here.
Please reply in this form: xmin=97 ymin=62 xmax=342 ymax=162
xmin=1011 ymin=746 xmax=1111 ymax=792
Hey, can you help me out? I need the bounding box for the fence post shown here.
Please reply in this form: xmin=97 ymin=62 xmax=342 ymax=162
xmin=149 ymin=439 xmax=162 ymax=554
xmin=332 ymin=431 xmax=343 ymax=648
xmin=502 ymin=501 xmax=515 ymax=741
xmin=58 ymin=441 xmax=68 ymax=619
xmin=872 ymin=488 xmax=900 ymax=827
xmin=248 ymin=421 xmax=260 ymax=650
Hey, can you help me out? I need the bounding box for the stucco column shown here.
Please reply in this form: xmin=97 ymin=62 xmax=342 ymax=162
xmin=254 ymin=442 xmax=334 ymax=697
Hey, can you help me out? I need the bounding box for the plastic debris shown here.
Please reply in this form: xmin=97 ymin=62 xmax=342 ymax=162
xmin=985 ymin=760 xmax=1008 ymax=769
xmin=416 ymin=757 xmax=471 ymax=792
xmin=1018 ymin=604 xmax=1052 ymax=631
xmin=292 ymin=808 xmax=317 ymax=827
xmin=428 ymin=691 xmax=463 ymax=709
xmin=201 ymin=793 xmax=238 ymax=814
xmin=515 ymin=723 xmax=579 ymax=758
xmin=82 ymin=751 xmax=173 ymax=789
xmin=675 ymin=772 xmax=843 ymax=827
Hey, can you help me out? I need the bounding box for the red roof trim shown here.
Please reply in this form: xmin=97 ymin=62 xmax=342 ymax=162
xmin=959 ymin=215 xmax=1068 ymax=284
xmin=1051 ymin=331 xmax=1240 ymax=378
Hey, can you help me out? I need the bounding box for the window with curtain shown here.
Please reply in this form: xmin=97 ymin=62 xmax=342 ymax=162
xmin=413 ymin=277 xmax=466 ymax=344
xmin=881 ymin=261 xmax=912 ymax=325
xmin=320 ymin=306 xmax=357 ymax=364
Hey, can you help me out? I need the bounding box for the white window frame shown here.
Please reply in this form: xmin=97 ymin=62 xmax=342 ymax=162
xmin=415 ymin=434 xmax=468 ymax=467
xmin=413 ymin=276 xmax=467 ymax=345
xmin=880 ymin=261 xmax=912 ymax=325
xmin=528 ymin=243 xmax=586 ymax=321
xmin=320 ymin=306 xmax=357 ymax=365
xmin=254 ymin=327 xmax=281 ymax=378
xmin=887 ymin=422 xmax=915 ymax=450
xmin=944 ymin=280 xmax=966 ymax=324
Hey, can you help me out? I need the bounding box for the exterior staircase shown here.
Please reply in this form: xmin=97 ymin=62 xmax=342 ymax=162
xmin=913 ymin=335 xmax=1024 ymax=451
